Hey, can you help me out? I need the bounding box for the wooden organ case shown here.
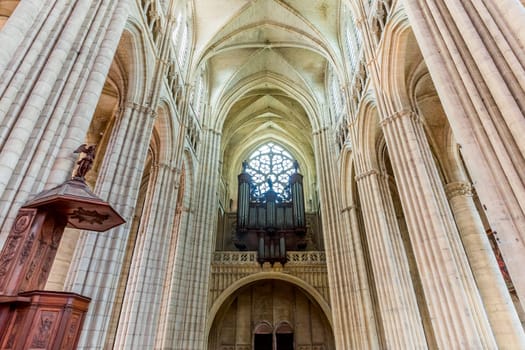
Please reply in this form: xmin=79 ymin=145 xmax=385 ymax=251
xmin=235 ymin=163 xmax=306 ymax=265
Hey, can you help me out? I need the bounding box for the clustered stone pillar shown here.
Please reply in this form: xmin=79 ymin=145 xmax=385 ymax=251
xmin=381 ymin=110 xmax=497 ymax=348
xmin=313 ymin=128 xmax=379 ymax=349
xmin=170 ymin=128 xmax=221 ymax=349
xmin=113 ymin=162 xmax=179 ymax=349
xmin=65 ymin=102 xmax=157 ymax=349
xmin=0 ymin=0 xmax=128 ymax=249
xmin=339 ymin=203 xmax=379 ymax=347
xmin=354 ymin=167 xmax=427 ymax=349
xmin=403 ymin=0 xmax=525 ymax=311
xmin=109 ymin=1 xmax=183 ymax=345
xmin=155 ymin=167 xmax=191 ymax=349
xmin=445 ymin=182 xmax=525 ymax=348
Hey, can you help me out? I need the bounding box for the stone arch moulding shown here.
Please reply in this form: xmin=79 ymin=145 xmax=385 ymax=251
xmin=254 ymin=321 xmax=274 ymax=334
xmin=152 ymin=101 xmax=177 ymax=165
xmin=120 ymin=18 xmax=155 ymax=103
xmin=213 ymin=73 xmax=321 ymax=132
xmin=339 ymin=147 xmax=359 ymax=209
xmin=377 ymin=13 xmax=414 ymax=113
xmin=355 ymin=100 xmax=382 ymax=171
xmin=275 ymin=320 xmax=293 ymax=333
xmin=205 ymin=272 xmax=333 ymax=337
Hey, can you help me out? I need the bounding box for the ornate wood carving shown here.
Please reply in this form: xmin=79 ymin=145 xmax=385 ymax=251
xmin=30 ymin=311 xmax=57 ymax=348
xmin=73 ymin=144 xmax=96 ymax=181
xmin=61 ymin=314 xmax=81 ymax=350
xmin=70 ymin=207 xmax=110 ymax=225
xmin=0 ymin=146 xmax=124 ymax=349
xmin=0 ymin=291 xmax=90 ymax=349
xmin=0 ymin=209 xmax=37 ymax=294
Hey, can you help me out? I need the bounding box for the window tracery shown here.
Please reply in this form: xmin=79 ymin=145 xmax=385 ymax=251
xmin=193 ymin=72 xmax=205 ymax=118
xmin=178 ymin=23 xmax=188 ymax=67
xmin=245 ymin=142 xmax=297 ymax=201
xmin=343 ymin=4 xmax=363 ymax=72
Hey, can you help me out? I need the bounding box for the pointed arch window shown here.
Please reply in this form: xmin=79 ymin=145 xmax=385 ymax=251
xmin=171 ymin=12 xmax=189 ymax=69
xmin=178 ymin=23 xmax=188 ymax=67
xmin=193 ymin=71 xmax=205 ymax=118
xmin=245 ymin=142 xmax=296 ymax=201
xmin=343 ymin=4 xmax=363 ymax=72
xmin=171 ymin=13 xmax=183 ymax=48
xmin=329 ymin=67 xmax=344 ymax=122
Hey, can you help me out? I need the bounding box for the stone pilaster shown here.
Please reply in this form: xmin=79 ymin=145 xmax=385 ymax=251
xmin=445 ymin=181 xmax=525 ymax=348
xmin=403 ymin=0 xmax=525 ymax=310
xmin=354 ymin=167 xmax=427 ymax=349
xmin=313 ymin=128 xmax=379 ymax=349
xmin=65 ymin=102 xmax=156 ymax=349
xmin=381 ymin=110 xmax=497 ymax=348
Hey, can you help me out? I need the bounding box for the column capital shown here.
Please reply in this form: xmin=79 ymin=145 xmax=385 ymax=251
xmin=445 ymin=181 xmax=474 ymax=199
xmin=122 ymin=101 xmax=157 ymax=117
xmin=312 ymin=126 xmax=329 ymax=135
xmin=355 ymin=168 xmax=380 ymax=182
xmin=381 ymin=109 xmax=420 ymax=126
xmin=341 ymin=204 xmax=358 ymax=213
xmin=202 ymin=127 xmax=221 ymax=136
xmin=153 ymin=162 xmax=176 ymax=172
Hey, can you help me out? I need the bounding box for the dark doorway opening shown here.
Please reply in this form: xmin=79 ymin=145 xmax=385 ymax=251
xmin=276 ymin=333 xmax=293 ymax=350
xmin=254 ymin=333 xmax=272 ymax=350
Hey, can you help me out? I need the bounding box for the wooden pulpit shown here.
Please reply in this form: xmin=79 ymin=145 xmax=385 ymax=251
xmin=0 ymin=146 xmax=124 ymax=350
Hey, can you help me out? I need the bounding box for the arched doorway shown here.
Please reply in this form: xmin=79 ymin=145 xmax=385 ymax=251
xmin=254 ymin=322 xmax=273 ymax=350
xmin=275 ymin=322 xmax=294 ymax=350
xmin=208 ymin=279 xmax=334 ymax=350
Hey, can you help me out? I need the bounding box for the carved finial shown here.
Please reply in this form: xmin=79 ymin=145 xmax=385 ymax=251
xmin=242 ymin=160 xmax=248 ymax=172
xmin=73 ymin=144 xmax=96 ymax=181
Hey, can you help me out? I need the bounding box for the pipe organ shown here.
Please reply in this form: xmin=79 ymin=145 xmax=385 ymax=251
xmin=235 ymin=162 xmax=306 ymax=265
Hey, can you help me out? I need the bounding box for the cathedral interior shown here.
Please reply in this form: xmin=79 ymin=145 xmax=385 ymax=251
xmin=0 ymin=0 xmax=525 ymax=349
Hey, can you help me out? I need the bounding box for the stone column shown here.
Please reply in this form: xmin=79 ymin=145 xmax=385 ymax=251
xmin=354 ymin=167 xmax=427 ymax=349
xmin=0 ymin=0 xmax=47 ymax=72
xmin=381 ymin=110 xmax=497 ymax=348
xmin=0 ymin=0 xmax=128 ymax=248
xmin=167 ymin=128 xmax=221 ymax=350
xmin=341 ymin=204 xmax=381 ymax=349
xmin=403 ymin=0 xmax=525 ymax=309
xmin=113 ymin=162 xmax=178 ymax=349
xmin=445 ymin=181 xmax=525 ymax=348
xmin=313 ymin=128 xmax=379 ymax=350
xmin=155 ymin=183 xmax=193 ymax=349
xmin=65 ymin=102 xmax=156 ymax=349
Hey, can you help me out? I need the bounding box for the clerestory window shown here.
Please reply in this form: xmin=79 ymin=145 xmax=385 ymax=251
xmin=245 ymin=142 xmax=297 ymax=201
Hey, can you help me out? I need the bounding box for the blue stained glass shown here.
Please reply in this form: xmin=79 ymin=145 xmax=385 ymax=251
xmin=245 ymin=142 xmax=297 ymax=200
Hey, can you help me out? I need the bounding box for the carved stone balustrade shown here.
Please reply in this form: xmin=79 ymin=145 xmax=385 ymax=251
xmin=209 ymin=251 xmax=329 ymax=309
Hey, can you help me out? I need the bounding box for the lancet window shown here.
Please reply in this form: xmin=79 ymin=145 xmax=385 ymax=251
xmin=343 ymin=4 xmax=363 ymax=73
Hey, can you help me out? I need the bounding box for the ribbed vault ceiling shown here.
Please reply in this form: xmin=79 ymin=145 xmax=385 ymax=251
xmin=192 ymin=0 xmax=341 ymax=208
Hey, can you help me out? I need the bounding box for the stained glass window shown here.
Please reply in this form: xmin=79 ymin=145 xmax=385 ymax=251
xmin=245 ymin=142 xmax=297 ymax=200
